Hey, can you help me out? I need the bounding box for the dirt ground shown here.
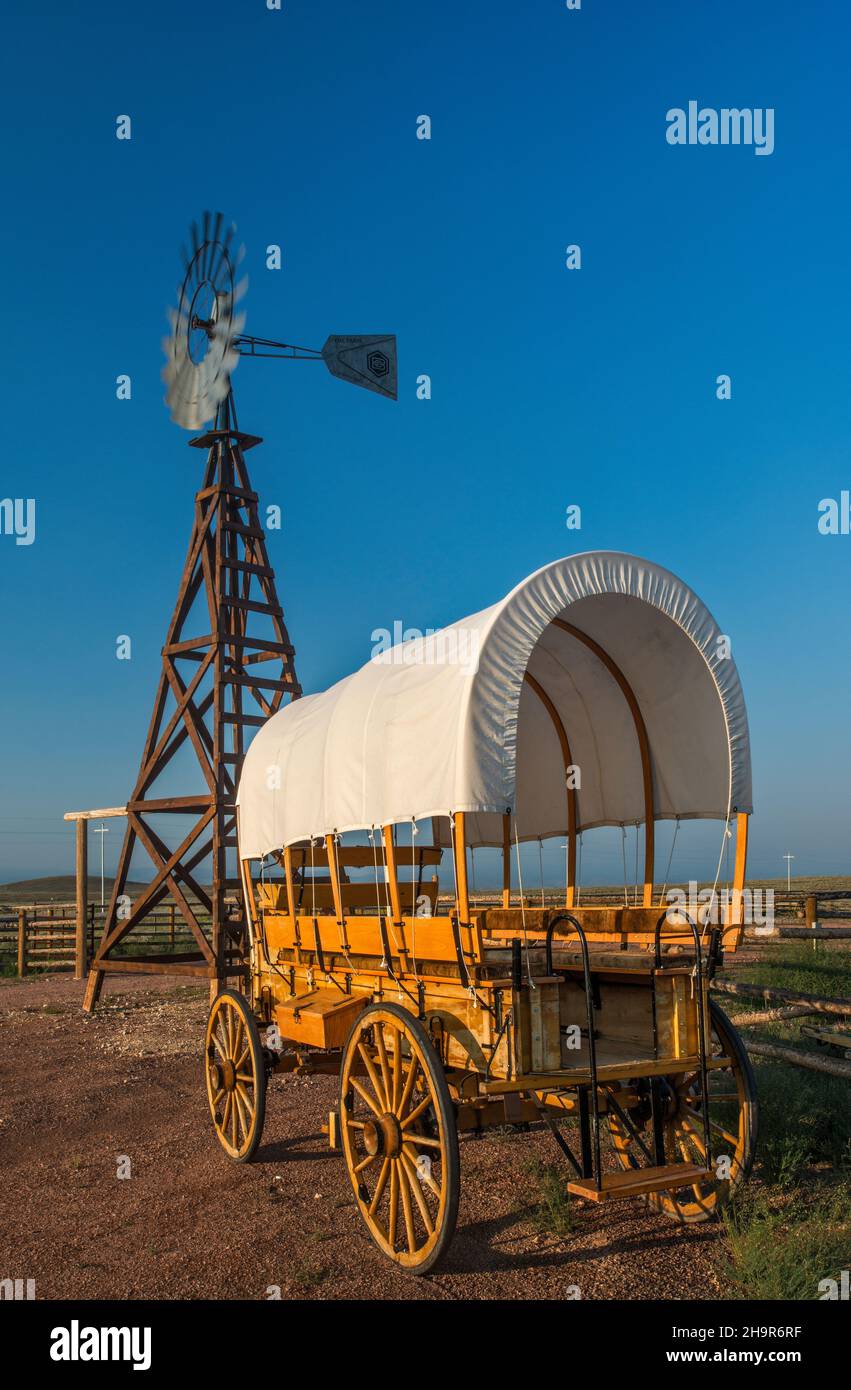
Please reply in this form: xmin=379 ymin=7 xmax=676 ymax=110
xmin=0 ymin=972 xmax=731 ymax=1301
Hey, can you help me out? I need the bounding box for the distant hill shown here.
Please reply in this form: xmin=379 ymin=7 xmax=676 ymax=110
xmin=0 ymin=876 xmax=149 ymax=905
xmin=0 ymin=875 xmax=202 ymax=905
xmin=1 ymin=871 xmax=848 ymax=908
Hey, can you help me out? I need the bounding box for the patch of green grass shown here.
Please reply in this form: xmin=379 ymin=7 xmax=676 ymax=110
xmin=721 ymin=941 xmax=851 ymax=1182
xmin=721 ymin=1184 xmax=851 ymax=1300
xmin=734 ymin=940 xmax=851 ymax=999
xmin=524 ymin=1158 xmax=574 ymax=1237
xmin=291 ymin=1261 xmax=328 ymax=1291
xmin=753 ymin=1060 xmax=851 ymax=1183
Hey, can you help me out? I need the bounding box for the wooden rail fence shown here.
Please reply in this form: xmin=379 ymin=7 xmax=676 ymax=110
xmin=0 ymin=902 xmax=213 ymax=978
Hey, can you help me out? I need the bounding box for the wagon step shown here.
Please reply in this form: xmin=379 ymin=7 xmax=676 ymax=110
xmin=567 ymin=1162 xmax=711 ymax=1203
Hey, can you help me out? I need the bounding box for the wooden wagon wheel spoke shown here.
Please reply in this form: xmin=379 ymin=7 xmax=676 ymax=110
xmin=398 ymin=1162 xmax=418 ymax=1254
xmin=674 ymin=1134 xmax=705 ymax=1201
xmin=392 ymin=1028 xmax=403 ymax=1111
xmin=388 ymin=1162 xmax=399 ymax=1248
xmin=350 ymin=1075 xmax=383 ymax=1118
xmin=235 ymin=1079 xmax=254 ymax=1114
xmin=375 ymin=1027 xmax=393 ymax=1108
xmin=397 ymin=1150 xmax=436 ymax=1228
xmin=401 ymin=1094 xmax=434 ymax=1129
xmin=681 ymin=1104 xmax=738 ymax=1149
xmin=339 ymin=1004 xmax=460 ymax=1273
xmin=398 ymin=1053 xmax=421 ymax=1117
xmin=204 ymin=991 xmax=267 ymax=1163
xmin=403 ymin=1141 xmax=441 ymax=1198
xmin=369 ymin=1157 xmax=392 ymax=1216
xmin=357 ymin=1042 xmax=388 ymax=1111
xmin=233 ymin=1086 xmax=250 ymax=1141
xmin=676 ymin=1116 xmax=708 ymax=1162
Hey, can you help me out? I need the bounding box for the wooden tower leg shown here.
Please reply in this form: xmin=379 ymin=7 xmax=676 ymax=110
xmin=82 ymin=393 xmax=300 ymax=1010
xmin=74 ymin=819 xmax=88 ymax=981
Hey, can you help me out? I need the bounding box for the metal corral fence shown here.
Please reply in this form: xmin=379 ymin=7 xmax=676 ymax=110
xmin=0 ymin=901 xmax=214 ymax=978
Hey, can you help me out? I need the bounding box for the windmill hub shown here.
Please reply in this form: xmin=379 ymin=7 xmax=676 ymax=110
xmin=188 ymin=290 xmax=220 ymax=363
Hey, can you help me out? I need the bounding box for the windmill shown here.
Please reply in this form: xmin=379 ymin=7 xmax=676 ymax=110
xmin=83 ymin=212 xmax=396 ymax=1011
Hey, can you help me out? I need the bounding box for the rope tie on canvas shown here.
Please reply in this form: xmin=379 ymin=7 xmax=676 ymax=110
xmin=331 ymin=830 xmax=357 ymax=978
xmin=659 ymin=816 xmax=681 ymax=906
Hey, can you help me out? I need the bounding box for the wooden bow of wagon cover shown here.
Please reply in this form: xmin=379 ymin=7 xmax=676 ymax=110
xmin=216 ymin=552 xmax=757 ymax=1272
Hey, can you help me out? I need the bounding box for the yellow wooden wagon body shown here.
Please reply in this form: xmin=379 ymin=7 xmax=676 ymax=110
xmin=204 ymin=552 xmax=758 ymax=1272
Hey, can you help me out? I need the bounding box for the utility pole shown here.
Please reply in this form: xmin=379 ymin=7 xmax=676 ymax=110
xmin=783 ymin=852 xmax=795 ymax=891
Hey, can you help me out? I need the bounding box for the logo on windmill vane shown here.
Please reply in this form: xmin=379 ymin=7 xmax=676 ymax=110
xmin=367 ymin=349 xmax=390 ymax=379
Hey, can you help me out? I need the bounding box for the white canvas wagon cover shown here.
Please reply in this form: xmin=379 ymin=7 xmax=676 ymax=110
xmin=237 ymin=552 xmax=752 ymax=858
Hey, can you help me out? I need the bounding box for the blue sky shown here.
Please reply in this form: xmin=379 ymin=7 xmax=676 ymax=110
xmin=0 ymin=0 xmax=848 ymax=884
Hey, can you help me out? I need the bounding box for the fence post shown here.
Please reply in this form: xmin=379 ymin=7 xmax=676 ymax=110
xmin=805 ymin=894 xmax=818 ymax=953
xmin=169 ymin=903 xmax=175 ymax=951
xmin=17 ymin=909 xmax=27 ymax=977
xmin=75 ymin=819 xmax=88 ymax=981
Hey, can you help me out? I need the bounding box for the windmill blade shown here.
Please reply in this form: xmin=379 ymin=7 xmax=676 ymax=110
xmin=321 ymin=334 xmax=397 ymax=400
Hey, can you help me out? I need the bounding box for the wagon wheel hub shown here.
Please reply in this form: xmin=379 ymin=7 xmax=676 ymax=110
xmin=210 ymin=1058 xmax=237 ymax=1093
xmin=363 ymin=1112 xmax=403 ymax=1158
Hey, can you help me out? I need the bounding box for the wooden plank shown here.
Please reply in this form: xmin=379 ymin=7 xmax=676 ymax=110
xmin=220 ymin=596 xmax=283 ymax=616
xmin=482 ymin=1053 xmax=716 ymax=1094
xmin=225 ymin=671 xmax=297 ymax=692
xmin=261 ymin=908 xmax=457 ymax=965
xmin=91 ymin=957 xmax=217 ymax=976
xmin=126 ymin=795 xmax=214 ymax=812
xmin=568 ymin=1163 xmax=711 ymax=1202
xmin=221 ymin=520 xmax=264 ymax=539
xmin=288 ymin=844 xmax=442 ymax=869
xmin=268 ymin=879 xmax=438 ymax=914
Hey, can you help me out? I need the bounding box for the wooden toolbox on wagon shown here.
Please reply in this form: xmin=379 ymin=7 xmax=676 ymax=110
xmin=274 ymin=988 xmax=367 ymax=1050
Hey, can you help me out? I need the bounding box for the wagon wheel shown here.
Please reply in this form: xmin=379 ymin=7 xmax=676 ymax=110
xmin=340 ymin=1002 xmax=460 ymax=1274
xmin=608 ymin=1000 xmax=757 ymax=1222
xmin=204 ymin=989 xmax=267 ymax=1163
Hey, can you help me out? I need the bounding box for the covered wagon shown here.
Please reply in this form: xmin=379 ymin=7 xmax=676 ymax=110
xmin=204 ymin=551 xmax=757 ymax=1272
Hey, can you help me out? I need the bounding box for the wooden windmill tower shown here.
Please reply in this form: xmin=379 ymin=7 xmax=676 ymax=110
xmin=83 ymin=212 xmax=396 ymax=1011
